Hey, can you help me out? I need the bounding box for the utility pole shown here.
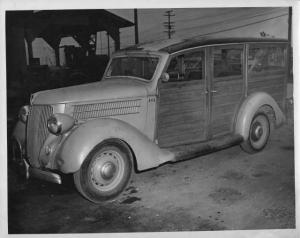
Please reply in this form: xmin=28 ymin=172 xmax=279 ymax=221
xmin=163 ymin=10 xmax=175 ymax=39
xmin=134 ymin=9 xmax=139 ymax=44
xmin=288 ymin=6 xmax=292 ymax=83
xmin=288 ymin=7 xmax=292 ymax=46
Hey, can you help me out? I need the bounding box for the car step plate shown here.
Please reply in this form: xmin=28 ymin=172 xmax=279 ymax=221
xmin=168 ymin=134 xmax=243 ymax=162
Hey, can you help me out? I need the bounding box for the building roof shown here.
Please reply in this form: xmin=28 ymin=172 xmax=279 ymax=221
xmin=33 ymin=10 xmax=134 ymax=34
xmin=6 ymin=9 xmax=134 ymax=54
xmin=125 ymin=37 xmax=288 ymax=53
xmin=7 ymin=10 xmax=134 ymax=32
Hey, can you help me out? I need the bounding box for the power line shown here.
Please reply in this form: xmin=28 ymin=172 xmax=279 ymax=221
xmin=120 ymin=9 xmax=286 ymax=41
xmin=138 ymin=9 xmax=284 ymax=35
xmin=175 ymin=9 xmax=243 ymax=24
xmin=120 ymin=26 xmax=164 ymax=39
xmin=190 ymin=13 xmax=288 ymax=38
xmin=176 ymin=10 xmax=287 ymax=34
xmin=175 ymin=8 xmax=285 ymax=24
xmin=116 ymin=11 xmax=288 ymax=48
xmin=149 ymin=12 xmax=287 ymax=41
xmin=140 ymin=13 xmax=288 ymax=42
xmin=139 ymin=30 xmax=166 ymax=38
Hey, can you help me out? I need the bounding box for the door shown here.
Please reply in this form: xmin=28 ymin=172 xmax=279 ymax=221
xmin=210 ymin=45 xmax=244 ymax=137
xmin=157 ymin=49 xmax=207 ymax=147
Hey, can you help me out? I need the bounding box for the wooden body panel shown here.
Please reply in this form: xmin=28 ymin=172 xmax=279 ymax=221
xmin=211 ymin=76 xmax=244 ymax=136
xmin=157 ymin=80 xmax=206 ymax=147
xmin=210 ymin=44 xmax=245 ymax=137
xmin=248 ymin=69 xmax=286 ymax=109
xmin=156 ymin=42 xmax=287 ymax=149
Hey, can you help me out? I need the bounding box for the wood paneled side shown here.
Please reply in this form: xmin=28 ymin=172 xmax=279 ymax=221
xmin=248 ymin=70 xmax=286 ymax=108
xmin=157 ymin=80 xmax=206 ymax=148
xmin=211 ymin=76 xmax=244 ymax=136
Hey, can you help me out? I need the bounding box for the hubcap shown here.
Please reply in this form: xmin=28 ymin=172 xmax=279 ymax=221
xmin=100 ymin=162 xmax=116 ymax=180
xmin=89 ymin=149 xmax=125 ymax=192
xmin=251 ymin=122 xmax=263 ymax=141
xmin=249 ymin=114 xmax=269 ymax=150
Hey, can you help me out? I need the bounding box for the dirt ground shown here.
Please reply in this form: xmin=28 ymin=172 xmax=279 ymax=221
xmin=7 ymin=116 xmax=295 ymax=233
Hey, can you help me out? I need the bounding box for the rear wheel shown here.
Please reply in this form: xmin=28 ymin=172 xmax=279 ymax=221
xmin=241 ymin=113 xmax=270 ymax=153
xmin=74 ymin=139 xmax=132 ymax=203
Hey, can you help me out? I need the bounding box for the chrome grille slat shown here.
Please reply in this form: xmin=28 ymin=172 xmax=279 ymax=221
xmin=73 ymin=99 xmax=141 ymax=120
xmin=27 ymin=105 xmax=53 ymax=167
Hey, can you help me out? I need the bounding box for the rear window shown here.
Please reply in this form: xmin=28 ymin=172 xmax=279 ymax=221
xmin=248 ymin=46 xmax=286 ymax=73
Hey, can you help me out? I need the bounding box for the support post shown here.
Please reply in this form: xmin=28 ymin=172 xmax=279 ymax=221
xmin=114 ymin=29 xmax=120 ymax=51
xmin=134 ymin=9 xmax=139 ymax=44
xmin=54 ymin=46 xmax=60 ymax=67
xmin=106 ymin=27 xmax=120 ymax=52
xmin=24 ymin=30 xmax=35 ymax=65
xmin=107 ymin=32 xmax=110 ymax=57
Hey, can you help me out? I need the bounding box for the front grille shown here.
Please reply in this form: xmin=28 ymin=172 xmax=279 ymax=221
xmin=73 ymin=99 xmax=142 ymax=120
xmin=27 ymin=105 xmax=53 ymax=167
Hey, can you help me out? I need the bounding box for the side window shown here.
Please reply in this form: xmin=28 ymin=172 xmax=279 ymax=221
xmin=248 ymin=46 xmax=286 ymax=73
xmin=166 ymin=51 xmax=204 ymax=82
xmin=213 ymin=48 xmax=242 ymax=78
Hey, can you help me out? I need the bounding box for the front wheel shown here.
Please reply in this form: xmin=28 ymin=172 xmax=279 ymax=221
xmin=74 ymin=140 xmax=132 ymax=203
xmin=241 ymin=113 xmax=270 ymax=154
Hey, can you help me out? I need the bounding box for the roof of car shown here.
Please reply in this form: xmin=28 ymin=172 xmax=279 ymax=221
xmin=124 ymin=37 xmax=288 ymax=54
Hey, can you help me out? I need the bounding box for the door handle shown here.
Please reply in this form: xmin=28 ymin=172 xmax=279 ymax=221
xmin=205 ymin=90 xmax=217 ymax=94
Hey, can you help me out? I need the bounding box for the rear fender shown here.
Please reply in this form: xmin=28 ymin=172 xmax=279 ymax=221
xmin=235 ymin=92 xmax=285 ymax=140
xmin=56 ymin=118 xmax=174 ymax=173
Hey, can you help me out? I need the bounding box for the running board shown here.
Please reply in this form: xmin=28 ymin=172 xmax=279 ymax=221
xmin=168 ymin=134 xmax=243 ymax=162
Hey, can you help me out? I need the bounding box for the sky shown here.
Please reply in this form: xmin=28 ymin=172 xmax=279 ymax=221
xmin=32 ymin=7 xmax=289 ymax=65
xmin=106 ymin=8 xmax=289 ymax=50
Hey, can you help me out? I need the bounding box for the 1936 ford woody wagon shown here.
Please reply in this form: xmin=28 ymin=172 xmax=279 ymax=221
xmin=12 ymin=37 xmax=288 ymax=203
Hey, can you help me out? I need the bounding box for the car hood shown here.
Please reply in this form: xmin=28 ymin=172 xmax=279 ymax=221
xmin=32 ymin=78 xmax=149 ymax=105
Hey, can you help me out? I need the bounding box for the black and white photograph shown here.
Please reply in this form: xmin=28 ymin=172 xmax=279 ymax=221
xmin=1 ymin=0 xmax=299 ymax=237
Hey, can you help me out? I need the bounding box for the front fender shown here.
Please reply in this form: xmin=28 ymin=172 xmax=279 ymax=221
xmin=235 ymin=92 xmax=285 ymax=140
xmin=56 ymin=118 xmax=174 ymax=173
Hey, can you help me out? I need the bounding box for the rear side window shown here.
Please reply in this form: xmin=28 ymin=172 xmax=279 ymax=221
xmin=213 ymin=48 xmax=243 ymax=78
xmin=248 ymin=46 xmax=286 ymax=73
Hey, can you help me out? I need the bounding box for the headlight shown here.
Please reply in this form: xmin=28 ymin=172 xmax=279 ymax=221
xmin=47 ymin=113 xmax=75 ymax=135
xmin=47 ymin=116 xmax=62 ymax=135
xmin=18 ymin=105 xmax=30 ymax=123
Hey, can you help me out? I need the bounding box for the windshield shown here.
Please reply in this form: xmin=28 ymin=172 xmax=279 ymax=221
xmin=106 ymin=56 xmax=159 ymax=80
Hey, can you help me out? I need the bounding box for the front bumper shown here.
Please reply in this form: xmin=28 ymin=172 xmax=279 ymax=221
xmin=24 ymin=159 xmax=62 ymax=184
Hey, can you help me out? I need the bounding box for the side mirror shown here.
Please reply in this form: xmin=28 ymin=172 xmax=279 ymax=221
xmin=161 ymin=72 xmax=170 ymax=82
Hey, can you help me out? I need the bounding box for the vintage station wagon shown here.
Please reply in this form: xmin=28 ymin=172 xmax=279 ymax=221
xmin=12 ymin=37 xmax=288 ymax=203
